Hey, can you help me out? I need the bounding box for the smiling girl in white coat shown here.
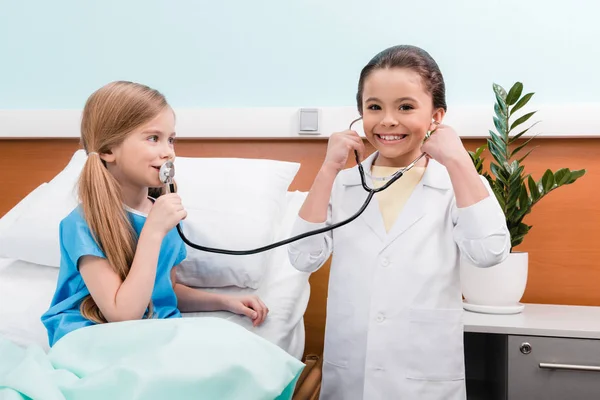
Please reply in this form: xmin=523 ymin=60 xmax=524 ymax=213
xmin=288 ymin=45 xmax=510 ymax=400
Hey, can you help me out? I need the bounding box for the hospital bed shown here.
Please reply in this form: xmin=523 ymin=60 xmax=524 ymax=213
xmin=0 ymin=212 xmax=309 ymax=359
xmin=0 ymin=138 xmax=339 ymax=398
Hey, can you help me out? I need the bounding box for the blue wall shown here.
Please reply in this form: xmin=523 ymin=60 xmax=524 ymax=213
xmin=0 ymin=0 xmax=597 ymax=109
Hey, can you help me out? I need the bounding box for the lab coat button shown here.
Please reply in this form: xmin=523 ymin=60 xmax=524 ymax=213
xmin=376 ymin=313 xmax=385 ymax=323
xmin=381 ymin=257 xmax=389 ymax=267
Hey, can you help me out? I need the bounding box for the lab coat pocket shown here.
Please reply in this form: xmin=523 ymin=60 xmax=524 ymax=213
xmin=323 ymin=301 xmax=354 ymax=368
xmin=406 ymin=308 xmax=465 ymax=381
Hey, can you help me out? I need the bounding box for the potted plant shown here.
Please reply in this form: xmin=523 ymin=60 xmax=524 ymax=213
xmin=461 ymin=82 xmax=586 ymax=314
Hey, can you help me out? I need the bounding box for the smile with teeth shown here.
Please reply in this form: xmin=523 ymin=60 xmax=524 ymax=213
xmin=376 ymin=134 xmax=408 ymax=142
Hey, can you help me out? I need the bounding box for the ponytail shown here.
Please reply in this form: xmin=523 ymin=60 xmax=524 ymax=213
xmin=78 ymin=153 xmax=154 ymax=323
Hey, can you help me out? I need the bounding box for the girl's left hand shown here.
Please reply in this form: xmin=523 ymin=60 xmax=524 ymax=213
xmin=224 ymin=295 xmax=269 ymax=327
xmin=420 ymin=123 xmax=471 ymax=167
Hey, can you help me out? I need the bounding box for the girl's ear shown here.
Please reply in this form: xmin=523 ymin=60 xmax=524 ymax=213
xmin=432 ymin=108 xmax=445 ymax=124
xmin=100 ymin=150 xmax=115 ymax=163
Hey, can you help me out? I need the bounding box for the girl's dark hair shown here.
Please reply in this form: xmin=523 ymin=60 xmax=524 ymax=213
xmin=356 ymin=45 xmax=446 ymax=114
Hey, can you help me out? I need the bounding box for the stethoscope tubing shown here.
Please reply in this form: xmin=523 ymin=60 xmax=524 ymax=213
xmin=171 ymin=118 xmax=434 ymax=255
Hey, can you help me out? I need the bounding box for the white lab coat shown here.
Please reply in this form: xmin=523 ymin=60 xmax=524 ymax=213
xmin=288 ymin=153 xmax=510 ymax=400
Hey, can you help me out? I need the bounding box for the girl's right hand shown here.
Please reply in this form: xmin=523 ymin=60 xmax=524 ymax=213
xmin=146 ymin=193 xmax=187 ymax=236
xmin=323 ymin=130 xmax=366 ymax=174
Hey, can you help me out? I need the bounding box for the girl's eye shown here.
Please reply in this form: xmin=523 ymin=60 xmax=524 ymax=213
xmin=367 ymin=104 xmax=381 ymax=110
xmin=148 ymin=135 xmax=159 ymax=142
xmin=169 ymin=137 xmax=175 ymax=145
xmin=399 ymin=104 xmax=414 ymax=111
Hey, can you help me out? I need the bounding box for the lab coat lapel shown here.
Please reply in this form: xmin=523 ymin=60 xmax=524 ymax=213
xmin=383 ymin=182 xmax=428 ymax=248
xmin=384 ymin=159 xmax=452 ymax=248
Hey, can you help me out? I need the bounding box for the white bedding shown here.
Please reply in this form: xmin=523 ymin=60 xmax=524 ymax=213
xmin=0 ymin=192 xmax=310 ymax=359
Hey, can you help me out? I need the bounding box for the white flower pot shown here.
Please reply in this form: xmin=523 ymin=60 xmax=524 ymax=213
xmin=460 ymin=252 xmax=528 ymax=314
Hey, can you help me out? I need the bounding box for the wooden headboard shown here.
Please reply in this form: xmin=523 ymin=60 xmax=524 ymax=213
xmin=1 ymin=137 xmax=600 ymax=358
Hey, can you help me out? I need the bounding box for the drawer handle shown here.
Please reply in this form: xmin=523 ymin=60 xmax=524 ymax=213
xmin=539 ymin=363 xmax=600 ymax=372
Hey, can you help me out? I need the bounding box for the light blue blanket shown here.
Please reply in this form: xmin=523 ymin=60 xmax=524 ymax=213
xmin=0 ymin=317 xmax=304 ymax=400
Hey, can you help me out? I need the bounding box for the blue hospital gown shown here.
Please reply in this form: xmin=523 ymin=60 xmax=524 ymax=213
xmin=41 ymin=204 xmax=187 ymax=347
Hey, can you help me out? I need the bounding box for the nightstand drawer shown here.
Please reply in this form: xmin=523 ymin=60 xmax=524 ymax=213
xmin=508 ymin=335 xmax=600 ymax=399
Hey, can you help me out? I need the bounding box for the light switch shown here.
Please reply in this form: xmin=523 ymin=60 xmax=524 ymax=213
xmin=298 ymin=108 xmax=320 ymax=135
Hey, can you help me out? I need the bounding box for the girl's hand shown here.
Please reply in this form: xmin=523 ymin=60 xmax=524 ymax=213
xmin=224 ymin=295 xmax=269 ymax=327
xmin=323 ymin=130 xmax=366 ymax=174
xmin=146 ymin=193 xmax=187 ymax=236
xmin=420 ymin=123 xmax=471 ymax=167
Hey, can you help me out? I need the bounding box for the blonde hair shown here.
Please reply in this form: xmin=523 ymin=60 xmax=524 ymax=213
xmin=78 ymin=81 xmax=168 ymax=323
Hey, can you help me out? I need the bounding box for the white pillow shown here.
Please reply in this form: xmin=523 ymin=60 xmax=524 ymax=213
xmin=0 ymin=183 xmax=48 ymax=239
xmin=0 ymin=151 xmax=85 ymax=266
xmin=174 ymin=157 xmax=300 ymax=289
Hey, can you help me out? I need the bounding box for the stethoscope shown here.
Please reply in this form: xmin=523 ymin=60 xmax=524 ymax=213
xmin=161 ymin=118 xmax=437 ymax=255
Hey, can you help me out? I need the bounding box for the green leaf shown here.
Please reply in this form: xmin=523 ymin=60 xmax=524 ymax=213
xmin=510 ymin=111 xmax=537 ymax=131
xmin=541 ymin=169 xmax=556 ymax=193
xmin=511 ymin=237 xmax=523 ymax=250
xmin=515 ymin=222 xmax=531 ymax=236
xmin=493 ymin=83 xmax=507 ymax=101
xmin=566 ymin=169 xmax=586 ymax=184
xmin=554 ymin=168 xmax=571 ymax=186
xmin=469 ymin=150 xmax=485 ymax=174
xmin=494 ymin=102 xmax=506 ymax=119
xmin=528 ymin=175 xmax=541 ymax=202
xmin=507 ymin=164 xmax=524 ymax=209
xmin=468 ymin=149 xmax=478 ymax=160
xmin=495 ymin=93 xmax=508 ymax=115
xmin=508 ymin=189 xmax=522 ymax=213
xmin=509 ymin=121 xmax=541 ymax=144
xmin=494 ymin=117 xmax=507 ymax=139
xmin=492 ymin=185 xmax=506 ymax=210
xmin=490 ymin=162 xmax=508 ymax=185
xmin=510 ymin=222 xmax=530 ymax=237
xmin=508 ymin=167 xmax=524 ymax=187
xmin=513 ymin=181 xmax=533 ymax=223
xmin=518 ymin=183 xmax=530 ymax=210
xmin=493 ymin=83 xmax=508 ymax=116
xmin=489 ymin=129 xmax=507 ymax=154
xmin=506 ymin=82 xmax=524 ymax=106
xmin=514 ymin=208 xmax=532 ymax=228
xmin=489 ymin=129 xmax=503 ymax=142
xmin=510 ymin=222 xmax=531 ymax=250
xmin=510 ymin=92 xmax=534 ymax=115
xmin=475 ymin=144 xmax=487 ymax=157
xmin=510 ymin=134 xmax=539 ymax=158
xmin=509 ymin=160 xmax=524 ymax=175
xmin=493 ymin=176 xmax=507 ymax=195
xmin=487 ymin=139 xmax=506 ymax=166
xmin=517 ymin=146 xmax=538 ymax=163
xmin=475 ymin=161 xmax=484 ymax=174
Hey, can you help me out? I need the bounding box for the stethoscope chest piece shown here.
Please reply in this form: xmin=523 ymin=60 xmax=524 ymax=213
xmin=159 ymin=161 xmax=175 ymax=185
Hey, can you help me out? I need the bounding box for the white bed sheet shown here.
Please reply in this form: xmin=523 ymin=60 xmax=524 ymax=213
xmin=0 ymin=193 xmax=311 ymax=359
xmin=0 ymin=255 xmax=309 ymax=359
